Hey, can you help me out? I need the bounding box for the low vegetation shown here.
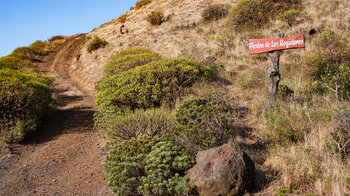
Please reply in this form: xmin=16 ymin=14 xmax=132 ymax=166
xmin=30 ymin=41 xmax=50 ymax=55
xmin=277 ymin=9 xmax=304 ymax=27
xmin=170 ymin=93 xmax=236 ymax=152
xmin=104 ymin=136 xmax=195 ymax=196
xmin=103 ymin=49 xmax=162 ymax=77
xmin=146 ymin=11 xmax=165 ymax=25
xmin=87 ymin=36 xmax=107 ymax=53
xmin=309 ymin=27 xmax=350 ymax=100
xmin=94 ymin=108 xmax=174 ymax=142
xmin=48 ymin=35 xmax=65 ymax=41
xmin=226 ymin=0 xmax=270 ymax=32
xmin=117 ymin=13 xmax=128 ymax=23
xmin=0 ymin=41 xmax=50 ymax=70
xmin=0 ymin=39 xmax=55 ymax=144
xmin=96 ymin=57 xmax=216 ymax=110
xmin=0 ymin=56 xmax=22 ymax=70
xmin=0 ymin=68 xmax=53 ymax=142
xmin=135 ymin=0 xmax=151 ymax=10
xmin=202 ymin=4 xmax=231 ymax=21
xmin=226 ymin=0 xmax=303 ymax=32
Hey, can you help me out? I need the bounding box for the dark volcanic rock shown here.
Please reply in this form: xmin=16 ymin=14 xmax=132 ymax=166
xmin=186 ymin=143 xmax=255 ymax=196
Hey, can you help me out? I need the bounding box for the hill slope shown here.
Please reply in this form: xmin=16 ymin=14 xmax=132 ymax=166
xmin=1 ymin=0 xmax=349 ymax=195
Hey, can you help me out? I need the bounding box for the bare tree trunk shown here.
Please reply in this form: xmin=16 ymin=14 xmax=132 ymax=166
xmin=267 ymin=33 xmax=284 ymax=106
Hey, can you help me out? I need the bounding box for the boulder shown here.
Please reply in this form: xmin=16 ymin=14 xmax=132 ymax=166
xmin=186 ymin=143 xmax=255 ymax=196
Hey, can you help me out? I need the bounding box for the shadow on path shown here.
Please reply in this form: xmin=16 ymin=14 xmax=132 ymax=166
xmin=22 ymin=93 xmax=96 ymax=145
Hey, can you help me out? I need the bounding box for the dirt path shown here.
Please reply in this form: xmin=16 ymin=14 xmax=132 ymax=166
xmin=0 ymin=35 xmax=113 ymax=196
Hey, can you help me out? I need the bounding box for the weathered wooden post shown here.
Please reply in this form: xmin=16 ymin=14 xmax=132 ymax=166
xmin=248 ymin=33 xmax=305 ymax=106
xmin=268 ymin=33 xmax=284 ymax=105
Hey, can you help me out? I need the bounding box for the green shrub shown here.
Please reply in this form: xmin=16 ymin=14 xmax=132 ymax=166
xmin=138 ymin=141 xmax=195 ymax=195
xmin=87 ymin=36 xmax=108 ymax=53
xmin=226 ymin=0 xmax=302 ymax=32
xmin=146 ymin=11 xmax=165 ymax=25
xmin=103 ymin=50 xmax=162 ymax=77
xmin=96 ymin=58 xmax=216 ymax=110
xmin=0 ymin=69 xmax=53 ymax=142
xmin=29 ymin=41 xmax=47 ymax=55
xmin=0 ymin=56 xmax=21 ymax=70
xmin=48 ymin=35 xmax=65 ymax=41
xmin=170 ymin=93 xmax=236 ymax=152
xmin=202 ymin=4 xmax=231 ymax=21
xmin=310 ymin=28 xmax=350 ymax=100
xmin=135 ymin=0 xmax=151 ymax=10
xmin=94 ymin=108 xmax=174 ymax=142
xmin=226 ymin=0 xmax=270 ymax=32
xmin=104 ymin=136 xmax=194 ymax=196
xmin=117 ymin=13 xmax=128 ymax=23
xmin=0 ymin=43 xmax=50 ymax=70
xmin=109 ymin=48 xmax=153 ymax=59
xmin=104 ymin=136 xmax=157 ymax=195
xmin=11 ymin=47 xmax=35 ymax=60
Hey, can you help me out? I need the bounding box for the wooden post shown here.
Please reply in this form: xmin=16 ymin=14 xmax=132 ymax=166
xmin=248 ymin=33 xmax=304 ymax=105
xmin=267 ymin=33 xmax=284 ymax=106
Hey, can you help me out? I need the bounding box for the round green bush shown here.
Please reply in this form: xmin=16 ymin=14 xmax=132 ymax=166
xmin=226 ymin=0 xmax=302 ymax=32
xmin=226 ymin=0 xmax=269 ymax=32
xmin=104 ymin=136 xmax=194 ymax=196
xmin=0 ymin=69 xmax=53 ymax=142
xmin=87 ymin=36 xmax=108 ymax=53
xmin=96 ymin=58 xmax=217 ymax=110
xmin=103 ymin=51 xmax=162 ymax=77
xmin=146 ymin=11 xmax=165 ymax=25
xmin=171 ymin=93 xmax=236 ymax=152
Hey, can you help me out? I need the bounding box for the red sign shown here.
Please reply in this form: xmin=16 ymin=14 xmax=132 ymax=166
xmin=248 ymin=34 xmax=304 ymax=54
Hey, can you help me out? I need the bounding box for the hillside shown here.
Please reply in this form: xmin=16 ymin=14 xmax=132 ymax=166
xmin=1 ymin=0 xmax=350 ymax=195
xmin=71 ymin=0 xmax=236 ymax=91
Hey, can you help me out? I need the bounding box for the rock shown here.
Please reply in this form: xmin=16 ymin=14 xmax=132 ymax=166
xmin=186 ymin=143 xmax=255 ymax=196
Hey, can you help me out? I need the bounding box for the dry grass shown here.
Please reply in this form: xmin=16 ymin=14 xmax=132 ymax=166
xmin=265 ymin=100 xmax=350 ymax=194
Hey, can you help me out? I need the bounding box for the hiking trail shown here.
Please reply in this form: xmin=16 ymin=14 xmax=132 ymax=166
xmin=0 ymin=35 xmax=113 ymax=196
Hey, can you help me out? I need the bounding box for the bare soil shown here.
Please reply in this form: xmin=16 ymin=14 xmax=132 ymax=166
xmin=0 ymin=35 xmax=113 ymax=196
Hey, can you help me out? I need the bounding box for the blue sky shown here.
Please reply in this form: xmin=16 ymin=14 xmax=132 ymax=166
xmin=0 ymin=0 xmax=138 ymax=57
